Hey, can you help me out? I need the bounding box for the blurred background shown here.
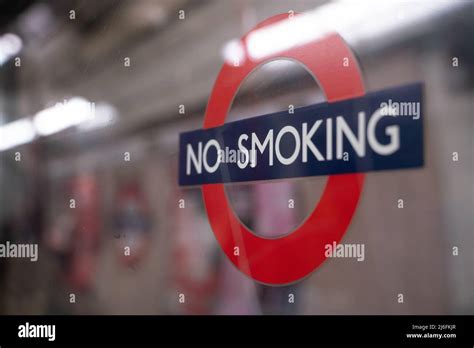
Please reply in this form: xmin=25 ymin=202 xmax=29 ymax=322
xmin=0 ymin=0 xmax=472 ymax=315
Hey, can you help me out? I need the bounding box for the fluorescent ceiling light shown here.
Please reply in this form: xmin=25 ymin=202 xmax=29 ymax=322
xmin=33 ymin=97 xmax=94 ymax=136
xmin=223 ymin=0 xmax=464 ymax=63
xmin=0 ymin=97 xmax=118 ymax=151
xmin=221 ymin=39 xmax=246 ymax=66
xmin=0 ymin=33 xmax=23 ymax=65
xmin=0 ymin=118 xmax=35 ymax=151
xmin=77 ymin=102 xmax=118 ymax=131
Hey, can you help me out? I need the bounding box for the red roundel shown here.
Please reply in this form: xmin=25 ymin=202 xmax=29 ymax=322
xmin=202 ymin=14 xmax=365 ymax=285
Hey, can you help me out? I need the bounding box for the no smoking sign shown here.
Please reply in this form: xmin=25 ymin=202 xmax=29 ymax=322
xmin=178 ymin=14 xmax=423 ymax=285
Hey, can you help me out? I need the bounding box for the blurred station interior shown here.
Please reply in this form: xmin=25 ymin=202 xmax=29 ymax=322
xmin=0 ymin=0 xmax=473 ymax=314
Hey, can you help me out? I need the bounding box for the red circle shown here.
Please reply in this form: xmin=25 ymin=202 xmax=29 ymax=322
xmin=202 ymin=14 xmax=365 ymax=285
